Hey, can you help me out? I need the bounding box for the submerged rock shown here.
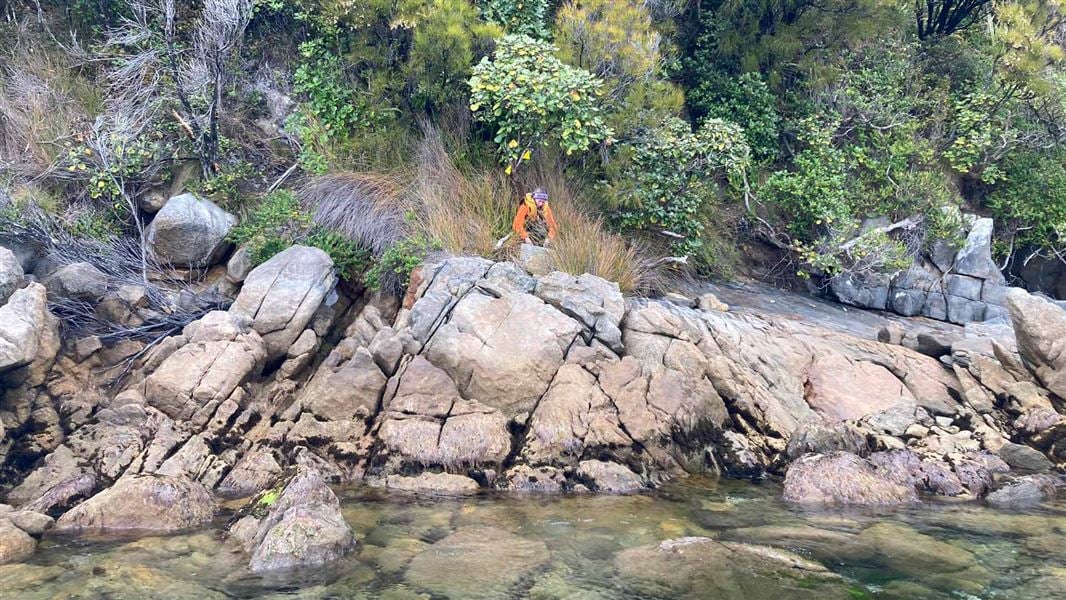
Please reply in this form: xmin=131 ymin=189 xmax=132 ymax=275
xmin=614 ymin=537 xmax=850 ymax=600
xmin=54 ymin=474 xmax=217 ymax=533
xmin=853 ymin=522 xmax=991 ymax=594
xmin=405 ymin=525 xmax=550 ymax=599
xmin=986 ymin=474 xmax=1061 ymax=508
xmin=384 ymin=472 xmax=480 ymax=495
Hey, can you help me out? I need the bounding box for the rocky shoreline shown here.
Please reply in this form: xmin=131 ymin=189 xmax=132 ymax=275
xmin=1 ymin=235 xmax=1064 ymax=570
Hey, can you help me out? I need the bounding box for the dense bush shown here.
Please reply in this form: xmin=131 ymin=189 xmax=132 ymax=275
xmin=477 ymin=0 xmax=550 ymax=38
xmin=987 ymin=149 xmax=1066 ymax=252
xmin=554 ymin=0 xmax=684 ymax=135
xmin=468 ymin=34 xmax=612 ymax=171
xmin=607 ymin=117 xmax=750 ymax=260
xmin=687 ymin=71 xmax=780 ymax=162
xmin=5 ymin=0 xmax=1065 ymax=295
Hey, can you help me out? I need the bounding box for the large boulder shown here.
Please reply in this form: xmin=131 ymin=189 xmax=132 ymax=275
xmin=142 ymin=311 xmax=266 ymax=420
xmin=376 ymin=356 xmax=511 ymax=470
xmin=228 ymin=464 xmax=354 ymax=572
xmin=783 ymin=452 xmax=918 ymax=505
xmin=299 ymin=346 xmax=386 ymax=422
xmin=424 ymin=290 xmax=581 ymax=419
xmin=41 ymin=262 xmax=107 ymax=302
xmin=230 ymin=245 xmax=336 ymax=361
xmin=146 ymin=193 xmax=236 ymax=268
xmin=534 ymin=271 xmax=626 ymax=353
xmin=1007 ymin=288 xmax=1066 ymax=398
xmin=0 ymin=246 xmax=24 ymax=303
xmin=0 ymin=283 xmax=59 ymax=377
xmin=54 ymin=474 xmax=217 ymax=533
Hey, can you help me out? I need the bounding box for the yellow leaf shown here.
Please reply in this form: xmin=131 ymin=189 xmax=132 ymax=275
xmin=470 ymin=103 xmax=481 ymax=111
xmin=521 ymin=150 xmax=532 ymax=161
xmin=508 ymin=139 xmax=519 ymax=149
xmin=505 ymin=164 xmax=513 ymax=175
xmin=569 ymin=90 xmax=581 ymax=101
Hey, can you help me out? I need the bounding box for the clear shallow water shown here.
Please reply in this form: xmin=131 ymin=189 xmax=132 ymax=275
xmin=2 ymin=478 xmax=1064 ymax=599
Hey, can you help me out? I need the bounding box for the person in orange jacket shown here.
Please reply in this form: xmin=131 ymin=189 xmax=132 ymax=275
xmin=512 ymin=187 xmax=558 ymax=245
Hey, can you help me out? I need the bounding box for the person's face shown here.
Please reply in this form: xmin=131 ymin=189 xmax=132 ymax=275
xmin=535 ymin=198 xmax=546 ymax=208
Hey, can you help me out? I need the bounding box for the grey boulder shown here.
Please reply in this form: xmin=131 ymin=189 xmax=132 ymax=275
xmin=230 ymin=245 xmax=336 ymax=361
xmin=41 ymin=262 xmax=108 ymax=302
xmin=0 ymin=246 xmax=24 ymax=303
xmin=146 ymin=193 xmax=236 ymax=268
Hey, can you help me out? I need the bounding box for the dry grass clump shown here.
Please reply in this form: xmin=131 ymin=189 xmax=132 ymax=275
xmin=546 ymin=203 xmax=660 ymax=295
xmin=298 ymin=172 xmax=410 ymax=255
xmin=0 ymin=38 xmax=100 ymax=178
xmin=408 ymin=126 xmax=515 ymax=258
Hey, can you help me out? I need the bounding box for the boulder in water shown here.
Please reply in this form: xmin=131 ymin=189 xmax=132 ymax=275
xmin=54 ymin=474 xmax=217 ymax=533
xmin=783 ymin=452 xmax=918 ymax=505
xmin=405 ymin=525 xmax=550 ymax=599
xmin=0 ymin=518 xmax=36 ymax=564
xmin=614 ymin=537 xmax=849 ymax=600
xmin=228 ymin=463 xmax=354 ymax=572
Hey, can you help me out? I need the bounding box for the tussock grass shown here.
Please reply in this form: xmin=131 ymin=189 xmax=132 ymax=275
xmin=0 ymin=41 xmax=100 ymax=178
xmin=408 ymin=126 xmax=515 ymax=258
xmin=298 ymin=172 xmax=410 ymax=255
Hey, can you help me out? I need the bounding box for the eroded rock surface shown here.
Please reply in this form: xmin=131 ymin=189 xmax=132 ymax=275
xmin=1 ymin=252 xmax=1063 ymax=565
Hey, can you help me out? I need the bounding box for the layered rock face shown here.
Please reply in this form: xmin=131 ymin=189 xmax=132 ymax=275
xmin=830 ymin=217 xmax=1046 ymax=324
xmin=1 ymin=244 xmax=1064 ymax=566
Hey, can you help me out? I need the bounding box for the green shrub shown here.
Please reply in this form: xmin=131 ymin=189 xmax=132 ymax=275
xmin=607 ymin=116 xmax=751 ymax=260
xmin=477 ymin=0 xmax=549 ymax=38
xmin=365 ymin=235 xmax=440 ymax=293
xmin=987 ymin=149 xmax=1066 ymax=252
xmin=688 ymin=71 xmax=780 ymax=162
xmin=468 ymin=34 xmax=612 ymax=172
xmin=227 ymin=190 xmax=370 ymax=280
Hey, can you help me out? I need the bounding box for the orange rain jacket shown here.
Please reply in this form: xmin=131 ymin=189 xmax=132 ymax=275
xmin=512 ymin=194 xmax=558 ymax=242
